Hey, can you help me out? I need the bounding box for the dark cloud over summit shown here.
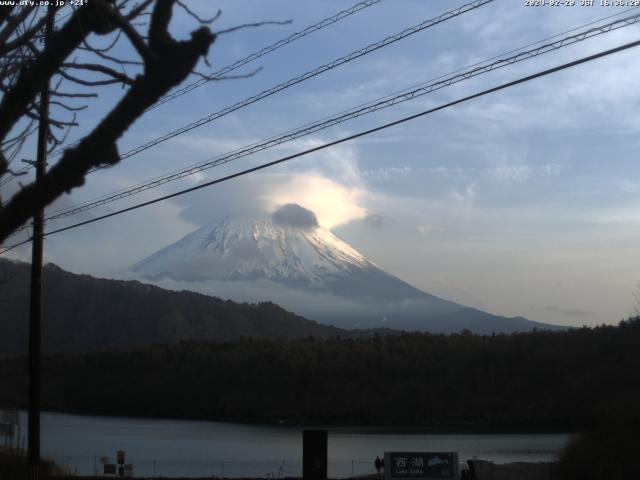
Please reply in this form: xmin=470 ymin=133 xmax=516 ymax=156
xmin=272 ymin=203 xmax=319 ymax=229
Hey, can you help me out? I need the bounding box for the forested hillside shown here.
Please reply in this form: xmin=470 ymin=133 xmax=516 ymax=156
xmin=0 ymin=259 xmax=346 ymax=354
xmin=1 ymin=319 xmax=638 ymax=429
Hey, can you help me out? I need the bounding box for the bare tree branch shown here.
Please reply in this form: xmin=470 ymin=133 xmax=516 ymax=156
xmin=175 ymin=1 xmax=220 ymax=25
xmin=0 ymin=12 xmax=48 ymax=56
xmin=49 ymin=100 xmax=88 ymax=112
xmin=4 ymin=167 xmax=29 ymax=178
xmin=125 ymin=0 xmax=155 ymax=21
xmin=0 ymin=6 xmax=100 ymax=142
xmin=190 ymin=66 xmax=262 ymax=82
xmin=0 ymin=0 xmax=216 ymax=241
xmin=0 ymin=0 xmax=281 ymax=242
xmin=62 ymin=62 xmax=135 ymax=85
xmin=58 ymin=68 xmax=126 ymax=87
xmin=0 ymin=6 xmax=16 ymax=26
xmin=46 ymin=114 xmax=75 ymax=154
xmin=93 ymin=0 xmax=155 ymax=63
xmin=79 ymin=47 xmax=144 ymax=66
xmin=50 ymin=91 xmax=99 ymax=98
xmin=216 ymin=20 xmax=292 ymax=36
xmin=1 ymin=118 xmax=36 ymax=147
xmin=0 ymin=6 xmax=35 ymax=45
xmin=81 ymin=28 xmax=122 ymax=53
xmin=25 ymin=110 xmax=78 ymax=128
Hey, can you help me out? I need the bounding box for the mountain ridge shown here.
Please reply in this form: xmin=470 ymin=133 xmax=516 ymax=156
xmin=0 ymin=258 xmax=350 ymax=355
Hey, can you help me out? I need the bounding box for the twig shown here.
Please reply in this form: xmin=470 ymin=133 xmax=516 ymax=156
xmin=62 ymin=61 xmax=135 ymax=85
xmin=216 ymin=20 xmax=292 ymax=36
xmin=176 ymin=1 xmax=220 ymax=25
xmin=190 ymin=66 xmax=262 ymax=82
xmin=93 ymin=0 xmax=155 ymax=63
xmin=49 ymin=100 xmax=88 ymax=112
xmin=59 ymin=68 xmax=128 ymax=87
xmin=50 ymin=91 xmax=98 ymax=98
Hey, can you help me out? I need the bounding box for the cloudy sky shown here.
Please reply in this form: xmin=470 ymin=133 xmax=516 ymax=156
xmin=3 ymin=0 xmax=640 ymax=326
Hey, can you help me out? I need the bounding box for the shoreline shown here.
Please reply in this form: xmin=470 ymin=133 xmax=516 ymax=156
xmin=8 ymin=407 xmax=577 ymax=435
xmin=47 ymin=461 xmax=561 ymax=480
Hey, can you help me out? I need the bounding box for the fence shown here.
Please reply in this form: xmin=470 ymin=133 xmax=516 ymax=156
xmin=41 ymin=456 xmax=640 ymax=480
xmin=46 ymin=455 xmax=379 ymax=478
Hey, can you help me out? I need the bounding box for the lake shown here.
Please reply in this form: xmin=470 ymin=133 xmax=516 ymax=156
xmin=15 ymin=412 xmax=570 ymax=477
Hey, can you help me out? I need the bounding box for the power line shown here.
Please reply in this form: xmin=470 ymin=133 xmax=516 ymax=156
xmin=3 ymin=0 xmax=495 ymax=198
xmin=94 ymin=0 xmax=495 ymax=167
xmin=38 ymin=11 xmax=640 ymax=224
xmin=3 ymin=37 xmax=639 ymax=255
xmin=348 ymin=5 xmax=640 ymax=117
xmin=1 ymin=0 xmax=385 ymax=185
xmin=8 ymin=1 xmax=635 ymax=190
xmin=5 ymin=8 xmax=637 ymax=249
xmin=5 ymin=4 xmax=638 ymax=243
xmin=149 ymin=0 xmax=385 ymax=111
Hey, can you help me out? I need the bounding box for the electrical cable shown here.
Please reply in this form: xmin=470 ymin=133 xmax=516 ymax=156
xmin=2 ymin=0 xmax=495 ymax=196
xmin=149 ymin=0 xmax=385 ymax=111
xmin=8 ymin=1 xmax=637 ymax=190
xmin=1 ymin=0 xmax=385 ymax=185
xmin=39 ymin=10 xmax=640 ymax=224
xmin=95 ymin=0 xmax=495 ymax=167
xmin=3 ymin=37 xmax=639 ymax=255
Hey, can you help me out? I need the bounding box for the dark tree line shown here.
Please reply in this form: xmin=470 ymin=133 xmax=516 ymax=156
xmin=1 ymin=318 xmax=639 ymax=429
xmin=0 ymin=259 xmax=346 ymax=354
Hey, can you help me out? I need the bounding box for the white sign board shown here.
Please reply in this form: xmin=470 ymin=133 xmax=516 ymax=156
xmin=385 ymin=452 xmax=459 ymax=480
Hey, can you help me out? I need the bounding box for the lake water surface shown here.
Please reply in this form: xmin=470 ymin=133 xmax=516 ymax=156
xmin=17 ymin=412 xmax=570 ymax=477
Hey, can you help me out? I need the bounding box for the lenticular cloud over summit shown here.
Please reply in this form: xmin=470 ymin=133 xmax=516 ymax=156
xmin=272 ymin=203 xmax=319 ymax=229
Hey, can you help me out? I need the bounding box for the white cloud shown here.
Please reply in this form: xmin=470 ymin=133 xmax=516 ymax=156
xmin=261 ymin=173 xmax=367 ymax=229
xmin=486 ymin=164 xmax=563 ymax=181
xmin=174 ymin=170 xmax=368 ymax=230
xmin=447 ymin=183 xmax=476 ymax=205
xmin=417 ymin=224 xmax=443 ymax=235
xmin=363 ymin=165 xmax=413 ymax=182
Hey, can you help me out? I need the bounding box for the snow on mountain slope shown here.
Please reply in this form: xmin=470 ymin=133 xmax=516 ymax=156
xmin=128 ymin=204 xmax=559 ymax=333
xmin=131 ymin=216 xmax=374 ymax=285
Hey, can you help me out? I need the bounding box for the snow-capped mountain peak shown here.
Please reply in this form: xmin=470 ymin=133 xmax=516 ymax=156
xmin=127 ymin=204 xmax=556 ymax=334
xmin=130 ymin=213 xmax=376 ymax=285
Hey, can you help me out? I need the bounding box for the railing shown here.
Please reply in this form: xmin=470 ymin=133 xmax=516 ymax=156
xmin=46 ymin=455 xmax=380 ymax=478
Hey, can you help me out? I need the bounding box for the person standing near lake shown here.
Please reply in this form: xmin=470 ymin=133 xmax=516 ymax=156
xmin=375 ymin=456 xmax=382 ymax=474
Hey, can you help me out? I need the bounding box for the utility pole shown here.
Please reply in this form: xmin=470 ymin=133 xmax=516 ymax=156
xmin=28 ymin=7 xmax=53 ymax=480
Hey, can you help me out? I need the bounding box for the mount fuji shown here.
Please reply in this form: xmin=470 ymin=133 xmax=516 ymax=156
xmin=128 ymin=204 xmax=559 ymax=334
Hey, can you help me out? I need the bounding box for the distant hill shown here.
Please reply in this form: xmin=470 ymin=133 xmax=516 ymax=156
xmin=0 ymin=259 xmax=347 ymax=354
